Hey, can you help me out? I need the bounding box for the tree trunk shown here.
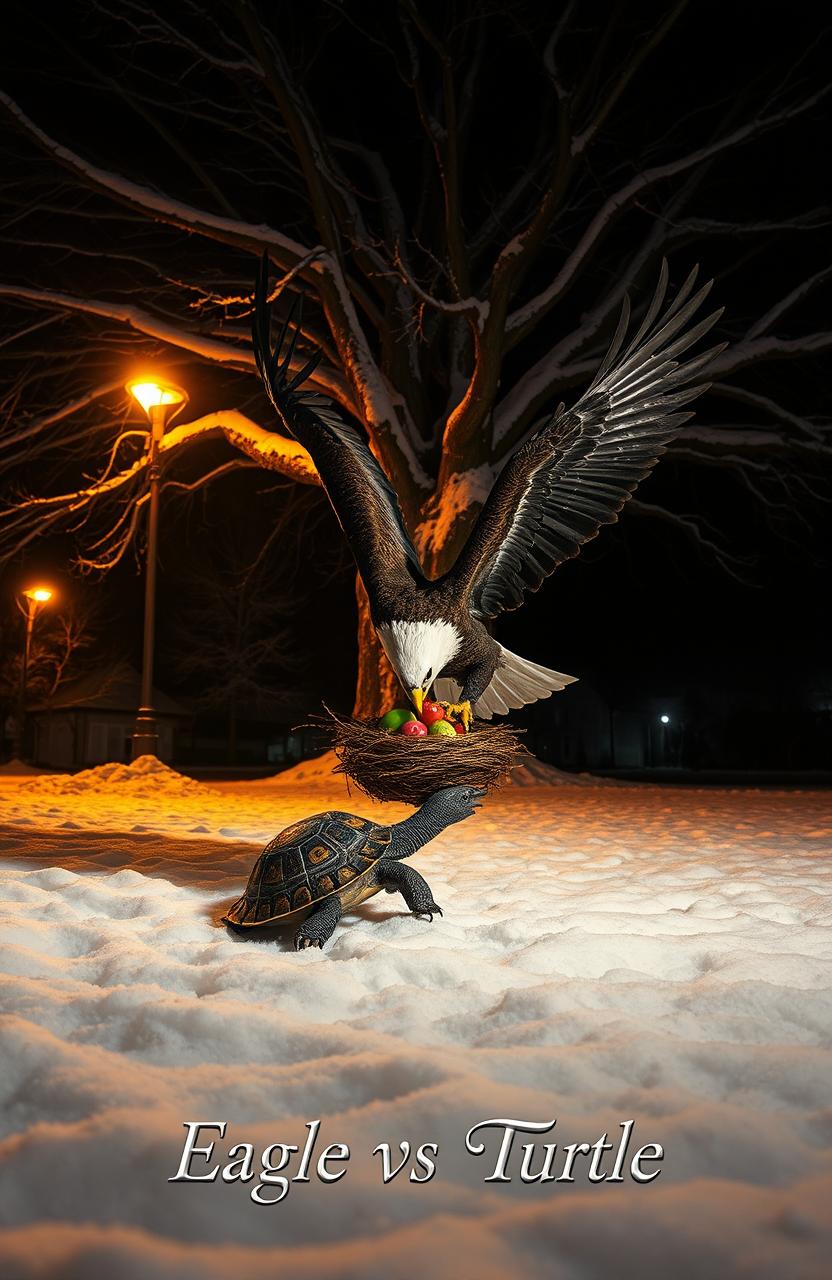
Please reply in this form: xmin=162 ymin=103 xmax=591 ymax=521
xmin=351 ymin=574 xmax=399 ymax=719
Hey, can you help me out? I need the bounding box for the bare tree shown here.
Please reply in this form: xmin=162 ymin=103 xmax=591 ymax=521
xmin=0 ymin=2 xmax=828 ymax=714
xmin=0 ymin=591 xmax=101 ymax=719
xmin=166 ymin=534 xmax=303 ymax=763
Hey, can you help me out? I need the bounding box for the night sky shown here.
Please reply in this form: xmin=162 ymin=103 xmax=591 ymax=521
xmin=0 ymin=1 xmax=829 ymax=769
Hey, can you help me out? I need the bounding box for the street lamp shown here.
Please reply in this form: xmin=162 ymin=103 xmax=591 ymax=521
xmin=14 ymin=585 xmax=54 ymax=760
xmin=125 ymin=375 xmax=188 ymax=759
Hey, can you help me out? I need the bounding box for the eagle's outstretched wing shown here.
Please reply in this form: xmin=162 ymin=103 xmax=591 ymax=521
xmin=445 ymin=262 xmax=726 ymax=619
xmin=252 ymin=254 xmax=425 ymax=596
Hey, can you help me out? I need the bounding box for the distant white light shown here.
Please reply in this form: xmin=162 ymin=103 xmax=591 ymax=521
xmin=659 ymin=714 xmax=670 ymax=724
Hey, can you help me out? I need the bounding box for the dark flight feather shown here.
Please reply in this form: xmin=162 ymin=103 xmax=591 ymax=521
xmin=445 ymin=264 xmax=727 ymax=619
xmin=252 ymin=255 xmax=424 ymax=597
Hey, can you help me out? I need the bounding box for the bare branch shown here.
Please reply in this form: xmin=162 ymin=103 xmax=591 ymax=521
xmin=0 ymin=283 xmax=252 ymax=365
xmin=668 ymin=210 xmax=832 ymax=237
xmin=707 ymin=332 xmax=832 ymax=376
xmin=628 ymin=500 xmax=754 ymax=581
xmin=707 ymin=383 xmax=826 ymax=443
xmin=0 ymin=380 xmax=123 ymax=451
xmin=572 ymin=1 xmax=690 ymax=156
xmin=507 ymin=84 xmax=831 ymax=340
xmin=4 ymin=410 xmax=319 ymax=519
xmin=746 ymin=265 xmax=832 ymax=339
xmin=542 ymin=2 xmax=577 ymax=101
xmin=0 ymin=90 xmax=314 ymax=267
xmin=401 ymin=2 xmax=470 ymax=297
xmin=0 ymin=283 xmax=355 ymax=410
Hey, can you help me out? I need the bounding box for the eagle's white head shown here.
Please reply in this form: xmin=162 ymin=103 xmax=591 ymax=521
xmin=377 ymin=619 xmax=462 ymax=713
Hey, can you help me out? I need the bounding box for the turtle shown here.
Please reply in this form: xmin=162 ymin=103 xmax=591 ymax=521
xmin=223 ymin=784 xmax=484 ymax=950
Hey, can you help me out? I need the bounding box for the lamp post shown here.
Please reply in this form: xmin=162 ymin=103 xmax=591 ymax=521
xmin=14 ymin=585 xmax=54 ymax=761
xmin=125 ymin=377 xmax=188 ymax=759
xmin=659 ymin=713 xmax=670 ymax=766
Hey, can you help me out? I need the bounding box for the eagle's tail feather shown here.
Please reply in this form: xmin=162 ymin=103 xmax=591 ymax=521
xmin=434 ymin=646 xmax=576 ymax=722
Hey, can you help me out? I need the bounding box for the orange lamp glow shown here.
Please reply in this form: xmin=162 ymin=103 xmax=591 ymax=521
xmin=125 ymin=378 xmax=188 ymax=418
xmin=23 ymin=586 xmax=53 ymax=605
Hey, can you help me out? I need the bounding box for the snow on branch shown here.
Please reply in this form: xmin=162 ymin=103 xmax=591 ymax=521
xmin=0 ymin=91 xmax=314 ymax=267
xmin=3 ymin=412 xmax=318 ymax=521
xmin=0 ymin=284 xmax=255 ymax=367
xmin=668 ymin=210 xmax=832 ymax=237
xmin=706 ymin=332 xmax=832 ymax=377
xmin=0 ymin=283 xmax=356 ymax=410
xmin=381 ymin=247 xmax=487 ymax=321
xmin=506 ymin=84 xmax=831 ymax=340
xmin=0 ymin=410 xmax=320 ymax=570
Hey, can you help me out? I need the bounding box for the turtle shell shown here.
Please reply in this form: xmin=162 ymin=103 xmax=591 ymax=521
xmin=223 ymin=811 xmax=391 ymax=928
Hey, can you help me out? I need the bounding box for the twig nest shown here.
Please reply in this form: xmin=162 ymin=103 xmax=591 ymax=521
xmin=316 ymin=706 xmax=525 ymax=805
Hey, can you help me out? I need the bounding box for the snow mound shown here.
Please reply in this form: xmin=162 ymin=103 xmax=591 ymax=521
xmin=508 ymin=755 xmax=604 ymax=786
xmin=0 ymin=759 xmax=52 ymax=777
xmin=270 ymin=750 xmax=343 ymax=786
xmin=22 ymin=754 xmax=217 ymax=797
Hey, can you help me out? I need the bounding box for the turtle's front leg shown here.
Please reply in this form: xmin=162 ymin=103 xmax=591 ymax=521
xmin=377 ymin=860 xmax=443 ymax=922
xmin=294 ymin=895 xmax=343 ymax=951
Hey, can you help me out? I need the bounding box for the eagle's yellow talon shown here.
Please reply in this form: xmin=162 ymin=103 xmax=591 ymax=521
xmin=440 ymin=701 xmax=472 ymax=731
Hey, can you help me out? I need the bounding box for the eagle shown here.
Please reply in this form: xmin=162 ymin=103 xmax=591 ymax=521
xmin=253 ymin=257 xmax=723 ymax=729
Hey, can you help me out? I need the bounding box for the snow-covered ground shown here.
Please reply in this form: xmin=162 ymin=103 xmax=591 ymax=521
xmin=1 ymin=757 xmax=830 ymax=1279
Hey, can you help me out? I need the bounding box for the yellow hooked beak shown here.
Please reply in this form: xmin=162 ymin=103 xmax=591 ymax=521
xmin=410 ymin=687 xmax=425 ymax=716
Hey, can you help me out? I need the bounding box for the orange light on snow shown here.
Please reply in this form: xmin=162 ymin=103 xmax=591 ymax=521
xmin=126 ymin=378 xmax=188 ymax=417
xmin=23 ymin=587 xmax=53 ymax=605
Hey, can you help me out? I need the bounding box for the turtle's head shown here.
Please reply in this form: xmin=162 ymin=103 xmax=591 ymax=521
xmin=422 ymin=784 xmax=485 ymax=826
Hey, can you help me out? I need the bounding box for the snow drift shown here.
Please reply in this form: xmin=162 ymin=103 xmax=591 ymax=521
xmin=1 ymin=767 xmax=831 ymax=1279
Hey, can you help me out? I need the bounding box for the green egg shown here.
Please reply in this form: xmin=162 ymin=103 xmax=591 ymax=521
xmin=427 ymin=719 xmax=457 ymax=737
xmin=379 ymin=707 xmax=417 ymax=732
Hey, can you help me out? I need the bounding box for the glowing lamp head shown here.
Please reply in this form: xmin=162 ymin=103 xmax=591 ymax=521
xmin=660 ymin=714 xmax=670 ymax=725
xmin=23 ymin=586 xmax=53 ymax=605
xmin=126 ymin=378 xmax=188 ymax=420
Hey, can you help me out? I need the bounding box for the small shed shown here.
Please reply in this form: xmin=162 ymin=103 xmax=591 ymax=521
xmin=28 ymin=665 xmax=190 ymax=769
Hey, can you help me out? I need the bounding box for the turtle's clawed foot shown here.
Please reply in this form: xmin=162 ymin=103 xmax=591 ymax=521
xmin=413 ymin=902 xmax=443 ymax=923
xmin=294 ymin=933 xmax=323 ymax=951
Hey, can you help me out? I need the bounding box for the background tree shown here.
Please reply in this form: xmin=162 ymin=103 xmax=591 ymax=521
xmin=0 ymin=589 xmax=102 ymax=733
xmin=166 ymin=530 xmax=303 ymax=764
xmin=0 ymin=1 xmax=828 ymax=715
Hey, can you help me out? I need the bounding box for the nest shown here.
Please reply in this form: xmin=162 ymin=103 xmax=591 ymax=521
xmin=316 ymin=706 xmax=525 ymax=805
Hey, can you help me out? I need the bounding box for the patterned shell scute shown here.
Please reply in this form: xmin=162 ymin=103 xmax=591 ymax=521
xmin=242 ymin=812 xmax=391 ymax=919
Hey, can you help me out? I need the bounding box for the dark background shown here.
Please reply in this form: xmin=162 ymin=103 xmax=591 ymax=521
xmin=0 ymin=1 xmax=829 ymax=774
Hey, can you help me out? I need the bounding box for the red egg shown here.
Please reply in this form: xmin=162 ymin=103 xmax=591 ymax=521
xmin=420 ymin=700 xmax=445 ymax=727
xmin=400 ymin=719 xmax=428 ymax=737
xmin=453 ymin=721 xmax=466 ymax=734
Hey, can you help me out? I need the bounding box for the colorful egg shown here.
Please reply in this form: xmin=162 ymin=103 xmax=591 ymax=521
xmin=420 ymin=701 xmax=445 ymax=727
xmin=380 ymin=708 xmax=417 ymax=732
xmin=400 ymin=720 xmax=428 ymax=737
xmin=427 ymin=720 xmax=457 ymax=737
